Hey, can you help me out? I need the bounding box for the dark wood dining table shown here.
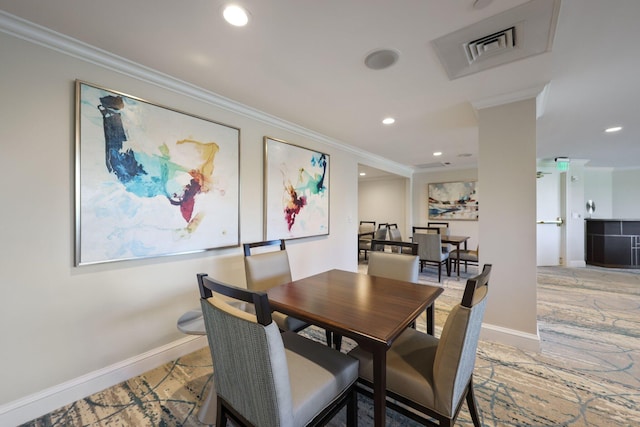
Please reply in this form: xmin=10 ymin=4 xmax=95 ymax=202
xmin=267 ymin=269 xmax=444 ymax=427
xmin=441 ymin=234 xmax=470 ymax=278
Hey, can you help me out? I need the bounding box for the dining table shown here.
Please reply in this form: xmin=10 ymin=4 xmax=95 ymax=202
xmin=441 ymin=234 xmax=470 ymax=278
xmin=267 ymin=269 xmax=444 ymax=427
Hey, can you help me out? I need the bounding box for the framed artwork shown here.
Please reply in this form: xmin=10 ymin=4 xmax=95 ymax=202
xmin=428 ymin=181 xmax=478 ymax=221
xmin=75 ymin=81 xmax=240 ymax=265
xmin=264 ymin=137 xmax=329 ymax=240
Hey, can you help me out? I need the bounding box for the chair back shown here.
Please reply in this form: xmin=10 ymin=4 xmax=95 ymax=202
xmin=197 ymin=274 xmax=294 ymax=426
xmin=244 ymin=240 xmax=292 ymax=292
xmin=359 ymin=221 xmax=376 ymax=234
xmin=413 ymin=232 xmax=445 ymax=261
xmin=367 ymin=251 xmax=419 ymax=282
xmin=373 ymin=226 xmax=387 ymax=240
xmin=432 ymin=264 xmax=491 ymax=416
xmin=412 ymin=226 xmax=442 ymax=235
xmin=388 ymin=227 xmax=403 ymax=242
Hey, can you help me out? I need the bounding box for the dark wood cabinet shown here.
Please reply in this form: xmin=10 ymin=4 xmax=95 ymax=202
xmin=585 ymin=219 xmax=640 ymax=268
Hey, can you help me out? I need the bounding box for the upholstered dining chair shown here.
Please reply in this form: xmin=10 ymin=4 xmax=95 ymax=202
xmin=413 ymin=232 xmax=451 ymax=282
xmin=197 ymin=274 xmax=359 ymax=427
xmin=358 ymin=220 xmax=376 ymax=260
xmin=414 ymin=225 xmax=451 ymax=255
xmin=369 ymin=240 xmax=438 ymax=335
xmin=244 ymin=239 xmax=333 ymax=346
xmin=452 ymin=245 xmax=479 ymax=273
xmin=361 ymin=226 xmax=389 ymax=258
xmin=348 ymin=264 xmax=492 ymax=427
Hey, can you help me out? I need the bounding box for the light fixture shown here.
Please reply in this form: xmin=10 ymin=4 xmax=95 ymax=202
xmin=555 ymin=157 xmax=570 ymax=171
xmin=382 ymin=117 xmax=395 ymax=125
xmin=223 ymin=4 xmax=249 ymax=26
xmin=433 ymin=151 xmax=442 ymax=156
xmin=359 ymin=172 xmax=366 ymax=176
xmin=605 ymin=126 xmax=622 ymax=133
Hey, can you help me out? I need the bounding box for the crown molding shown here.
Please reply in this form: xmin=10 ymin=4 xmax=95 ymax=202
xmin=0 ymin=10 xmax=413 ymax=176
xmin=470 ymin=82 xmax=550 ymax=119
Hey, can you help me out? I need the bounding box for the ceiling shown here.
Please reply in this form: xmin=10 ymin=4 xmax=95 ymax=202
xmin=2 ymin=0 xmax=638 ymax=171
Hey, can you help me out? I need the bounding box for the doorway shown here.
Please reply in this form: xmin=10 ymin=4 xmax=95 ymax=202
xmin=536 ymin=169 xmax=565 ymax=266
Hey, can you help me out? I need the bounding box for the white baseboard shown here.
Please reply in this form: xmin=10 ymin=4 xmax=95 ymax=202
xmin=481 ymin=323 xmax=541 ymax=352
xmin=0 ymin=335 xmax=208 ymax=427
xmin=567 ymin=260 xmax=587 ymax=268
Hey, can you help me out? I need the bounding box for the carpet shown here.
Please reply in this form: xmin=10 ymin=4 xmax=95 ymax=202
xmin=20 ymin=266 xmax=640 ymax=426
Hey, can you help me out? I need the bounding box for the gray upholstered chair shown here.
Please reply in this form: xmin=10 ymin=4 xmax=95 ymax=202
xmin=414 ymin=225 xmax=451 ymax=255
xmin=197 ymin=274 xmax=359 ymax=427
xmin=358 ymin=220 xmax=376 ymax=260
xmin=452 ymin=245 xmax=479 ymax=273
xmin=367 ymin=250 xmax=419 ymax=282
xmin=369 ymin=242 xmax=437 ymax=335
xmin=243 ymin=239 xmax=311 ymax=333
xmin=348 ymin=264 xmax=492 ymax=427
xmin=413 ymin=232 xmax=451 ymax=282
xmin=361 ymin=226 xmax=389 ymax=259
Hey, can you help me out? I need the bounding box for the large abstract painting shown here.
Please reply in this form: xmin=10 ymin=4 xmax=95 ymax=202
xmin=264 ymin=137 xmax=329 ymax=240
xmin=75 ymin=81 xmax=240 ymax=265
xmin=428 ymin=181 xmax=478 ymax=221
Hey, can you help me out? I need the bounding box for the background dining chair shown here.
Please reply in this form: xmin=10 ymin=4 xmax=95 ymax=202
xmin=427 ymin=221 xmax=452 ymax=254
xmin=452 ymin=245 xmax=479 ymax=273
xmin=197 ymin=274 xmax=358 ymax=427
xmin=413 ymin=232 xmax=451 ymax=282
xmin=358 ymin=220 xmax=376 ymax=260
xmin=348 ymin=264 xmax=492 ymax=427
xmin=244 ymin=239 xmax=331 ymax=346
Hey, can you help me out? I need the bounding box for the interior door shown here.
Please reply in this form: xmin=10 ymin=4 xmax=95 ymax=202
xmin=536 ymin=171 xmax=562 ymax=266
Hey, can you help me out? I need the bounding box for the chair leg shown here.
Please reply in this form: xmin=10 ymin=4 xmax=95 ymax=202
xmin=325 ymin=329 xmax=332 ymax=347
xmin=333 ymin=333 xmax=343 ymax=351
xmin=466 ymin=379 xmax=482 ymax=427
xmin=346 ymin=388 xmax=358 ymax=427
xmin=437 ymin=263 xmax=441 ymax=282
xmin=446 ymin=259 xmax=451 ymax=276
xmin=216 ymin=397 xmax=227 ymax=427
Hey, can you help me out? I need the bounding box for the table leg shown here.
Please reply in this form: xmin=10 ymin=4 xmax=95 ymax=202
xmin=197 ymin=378 xmax=217 ymax=425
xmin=372 ymin=348 xmax=387 ymax=427
xmin=426 ymin=304 xmax=434 ymax=335
xmin=455 ymin=243 xmax=461 ymax=278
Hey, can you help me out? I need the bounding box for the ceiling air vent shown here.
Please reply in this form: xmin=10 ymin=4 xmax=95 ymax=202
xmin=464 ymin=27 xmax=516 ymax=64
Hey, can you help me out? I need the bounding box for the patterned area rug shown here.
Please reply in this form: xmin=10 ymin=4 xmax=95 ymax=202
xmin=21 ymin=266 xmax=640 ymax=426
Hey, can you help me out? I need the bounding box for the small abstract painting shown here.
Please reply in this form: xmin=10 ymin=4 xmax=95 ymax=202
xmin=264 ymin=137 xmax=329 ymax=240
xmin=75 ymin=81 xmax=240 ymax=265
xmin=428 ymin=181 xmax=478 ymax=221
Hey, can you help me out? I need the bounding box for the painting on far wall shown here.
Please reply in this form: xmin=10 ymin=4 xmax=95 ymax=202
xmin=264 ymin=136 xmax=329 ymax=240
xmin=75 ymin=81 xmax=240 ymax=265
xmin=428 ymin=181 xmax=478 ymax=220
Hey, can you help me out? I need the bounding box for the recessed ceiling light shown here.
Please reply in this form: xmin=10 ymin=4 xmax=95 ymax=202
xmin=382 ymin=117 xmax=395 ymax=125
xmin=433 ymin=151 xmax=442 ymax=156
xmin=223 ymin=4 xmax=249 ymax=26
xmin=605 ymin=126 xmax=622 ymax=133
xmin=359 ymin=172 xmax=366 ymax=176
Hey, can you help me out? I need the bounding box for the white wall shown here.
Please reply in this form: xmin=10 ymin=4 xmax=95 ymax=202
xmin=0 ymin=26 xmax=411 ymax=416
xmin=612 ymin=169 xmax=640 ymax=218
xmin=584 ymin=168 xmax=613 ymax=218
xmin=359 ymin=177 xmax=409 ymax=235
